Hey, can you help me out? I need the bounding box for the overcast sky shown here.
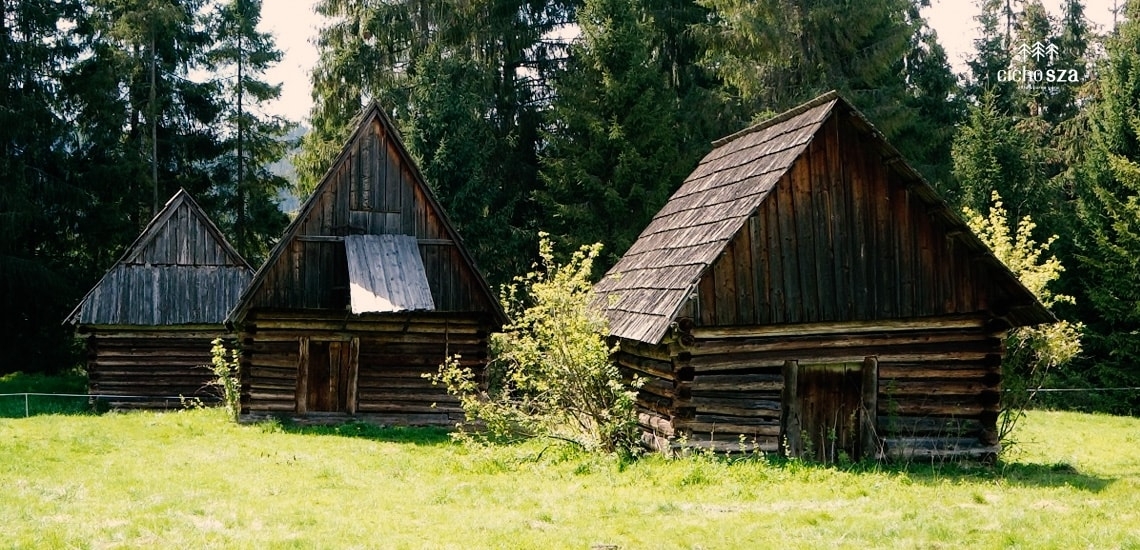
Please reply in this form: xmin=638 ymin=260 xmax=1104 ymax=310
xmin=257 ymin=0 xmax=1122 ymax=123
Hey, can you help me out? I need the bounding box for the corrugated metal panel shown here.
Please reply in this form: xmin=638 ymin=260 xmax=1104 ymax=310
xmin=345 ymin=234 xmax=436 ymax=314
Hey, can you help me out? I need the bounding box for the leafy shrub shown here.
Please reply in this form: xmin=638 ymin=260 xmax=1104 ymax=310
xmin=209 ymin=338 xmax=241 ymax=422
xmin=432 ymin=234 xmax=640 ymax=454
xmin=963 ymin=192 xmax=1083 ymax=442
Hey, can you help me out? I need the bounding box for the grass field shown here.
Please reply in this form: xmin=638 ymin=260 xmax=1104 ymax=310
xmin=1 ymin=377 xmax=1138 ymax=548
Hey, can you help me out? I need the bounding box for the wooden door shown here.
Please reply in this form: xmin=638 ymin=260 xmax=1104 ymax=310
xmin=782 ymin=358 xmax=878 ymax=462
xmin=297 ymin=337 xmax=360 ymax=414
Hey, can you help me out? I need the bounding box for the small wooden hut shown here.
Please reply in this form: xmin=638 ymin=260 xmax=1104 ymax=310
xmin=66 ymin=189 xmax=253 ymax=408
xmin=226 ymin=103 xmax=507 ymax=425
xmin=594 ymin=92 xmax=1054 ymax=461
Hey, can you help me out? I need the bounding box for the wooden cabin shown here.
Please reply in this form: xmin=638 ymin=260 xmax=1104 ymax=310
xmin=594 ymin=92 xmax=1054 ymax=461
xmin=66 ymin=189 xmax=253 ymax=408
xmin=226 ymin=103 xmax=507 ymax=426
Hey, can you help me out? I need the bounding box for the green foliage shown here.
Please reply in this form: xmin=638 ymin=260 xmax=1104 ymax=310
xmin=209 ymin=338 xmax=241 ymax=421
xmin=203 ymin=0 xmax=293 ymax=264
xmin=434 ymin=235 xmax=640 ymax=454
xmin=539 ymin=0 xmax=716 ymax=266
xmin=963 ymin=192 xmax=1082 ymax=441
xmin=1066 ymin=0 xmax=1140 ymax=414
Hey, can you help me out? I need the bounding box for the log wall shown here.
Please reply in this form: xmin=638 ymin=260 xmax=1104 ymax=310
xmin=83 ymin=327 xmax=224 ymax=409
xmin=618 ymin=317 xmax=1005 ymax=460
xmin=240 ymin=309 xmax=492 ymax=426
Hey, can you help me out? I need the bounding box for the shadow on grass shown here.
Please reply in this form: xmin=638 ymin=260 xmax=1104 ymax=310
xmin=266 ymin=419 xmax=456 ymax=447
xmin=768 ymin=457 xmax=1116 ymax=493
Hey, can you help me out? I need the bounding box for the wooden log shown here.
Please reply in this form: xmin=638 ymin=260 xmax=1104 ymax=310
xmin=688 ymin=373 xmax=782 ymax=392
xmin=880 ymin=416 xmax=982 ymax=437
xmin=689 ymin=315 xmax=987 ymax=340
xmin=780 ymin=359 xmax=801 ymax=457
xmin=616 ymin=352 xmax=675 ymax=380
xmin=688 ymin=329 xmax=990 ymax=357
xmin=877 ymin=364 xmax=990 ymax=380
xmin=638 ymin=412 xmax=675 ymax=437
xmin=880 ymin=400 xmax=991 ymax=417
xmin=296 ymin=336 xmax=309 ymax=414
xmin=618 ymin=339 xmax=674 ymax=363
xmin=674 ymin=422 xmax=781 ymax=438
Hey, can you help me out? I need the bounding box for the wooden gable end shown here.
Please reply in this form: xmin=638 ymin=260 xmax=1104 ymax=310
xmin=688 ymin=110 xmax=1018 ymax=327
xmin=240 ymin=108 xmax=501 ymax=317
xmin=126 ymin=195 xmax=247 ymax=267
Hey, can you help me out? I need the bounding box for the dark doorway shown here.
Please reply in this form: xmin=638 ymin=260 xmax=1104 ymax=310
xmin=298 ymin=338 xmax=359 ymax=414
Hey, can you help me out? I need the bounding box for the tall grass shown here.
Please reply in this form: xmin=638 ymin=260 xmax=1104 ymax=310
xmin=0 ymin=406 xmax=1137 ymax=548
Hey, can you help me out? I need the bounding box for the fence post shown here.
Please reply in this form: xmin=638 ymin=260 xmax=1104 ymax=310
xmin=25 ymin=394 xmax=29 ymax=418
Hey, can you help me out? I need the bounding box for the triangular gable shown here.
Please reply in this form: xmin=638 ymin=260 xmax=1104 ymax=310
xmin=66 ymin=189 xmax=253 ymax=325
xmin=596 ymin=91 xmax=1053 ymax=344
xmin=227 ymin=103 xmax=507 ymax=326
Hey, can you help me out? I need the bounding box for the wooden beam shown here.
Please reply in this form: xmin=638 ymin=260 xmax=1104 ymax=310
xmin=780 ymin=359 xmax=800 ymax=458
xmin=689 ymin=315 xmax=987 ymax=339
xmin=347 ymin=337 xmax=360 ymax=415
xmin=296 ymin=337 xmax=309 ymax=414
xmin=861 ymin=356 xmax=880 ymax=460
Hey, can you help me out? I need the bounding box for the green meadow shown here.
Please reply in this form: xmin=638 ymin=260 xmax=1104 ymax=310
xmin=1 ymin=377 xmax=1138 ymax=549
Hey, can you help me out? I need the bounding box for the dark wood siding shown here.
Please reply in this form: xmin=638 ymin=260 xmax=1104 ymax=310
xmin=695 ymin=114 xmax=995 ymax=328
xmin=240 ymin=310 xmax=494 ymax=426
xmin=85 ymin=329 xmax=224 ymax=409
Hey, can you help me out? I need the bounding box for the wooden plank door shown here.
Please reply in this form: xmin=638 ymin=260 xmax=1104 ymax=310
xmin=782 ymin=359 xmax=876 ymax=462
xmin=297 ymin=338 xmax=360 ymax=413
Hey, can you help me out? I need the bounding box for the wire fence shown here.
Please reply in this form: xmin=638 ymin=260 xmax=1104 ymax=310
xmin=0 ymin=393 xmax=221 ymax=418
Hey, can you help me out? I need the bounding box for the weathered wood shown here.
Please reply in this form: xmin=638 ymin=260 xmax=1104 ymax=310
xmin=688 ymin=373 xmax=782 ymax=392
xmin=689 ymin=316 xmax=987 ymax=340
xmin=780 ymin=360 xmax=800 ymax=457
xmin=296 ymin=337 xmax=309 ymax=414
xmin=861 ymin=356 xmax=880 ymax=460
xmin=615 ymin=352 xmax=674 ymax=380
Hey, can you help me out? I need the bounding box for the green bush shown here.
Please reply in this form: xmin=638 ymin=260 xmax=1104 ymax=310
xmin=209 ymin=339 xmax=241 ymax=422
xmin=963 ymin=192 xmax=1083 ymax=442
xmin=432 ymin=234 xmax=640 ymax=454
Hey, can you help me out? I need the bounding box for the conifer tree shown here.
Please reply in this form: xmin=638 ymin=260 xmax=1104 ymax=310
xmin=1070 ymin=0 xmax=1140 ymax=412
xmin=206 ymin=0 xmax=291 ymax=263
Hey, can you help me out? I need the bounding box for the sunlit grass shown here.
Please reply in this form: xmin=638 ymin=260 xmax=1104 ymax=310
xmin=1 ymin=407 xmax=1137 ymax=548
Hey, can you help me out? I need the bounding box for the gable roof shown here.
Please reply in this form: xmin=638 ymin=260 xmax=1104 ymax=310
xmin=227 ymin=102 xmax=508 ymax=326
xmin=66 ymin=189 xmax=253 ymax=326
xmin=595 ymin=91 xmax=1054 ymax=344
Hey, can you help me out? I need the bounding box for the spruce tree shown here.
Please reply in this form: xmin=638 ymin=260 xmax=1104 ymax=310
xmin=0 ymin=0 xmax=83 ymax=373
xmin=206 ymin=0 xmax=291 ymax=263
xmin=539 ymin=0 xmax=706 ymax=268
xmin=1070 ymin=0 xmax=1140 ymax=413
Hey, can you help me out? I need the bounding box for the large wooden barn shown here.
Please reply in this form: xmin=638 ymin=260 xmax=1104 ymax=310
xmin=594 ymin=91 xmax=1054 ymax=461
xmin=66 ymin=189 xmax=253 ymax=408
xmin=227 ymin=103 xmax=507 ymax=425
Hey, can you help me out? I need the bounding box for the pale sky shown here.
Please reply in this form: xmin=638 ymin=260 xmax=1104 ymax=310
xmin=257 ymin=0 xmax=1122 ymax=123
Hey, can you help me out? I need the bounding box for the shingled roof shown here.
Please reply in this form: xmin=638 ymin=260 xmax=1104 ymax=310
xmin=66 ymin=189 xmax=253 ymax=326
xmin=595 ymin=91 xmax=1054 ymax=344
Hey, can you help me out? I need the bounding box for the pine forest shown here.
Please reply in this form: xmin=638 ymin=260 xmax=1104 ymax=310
xmin=3 ymin=0 xmax=1140 ymax=414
